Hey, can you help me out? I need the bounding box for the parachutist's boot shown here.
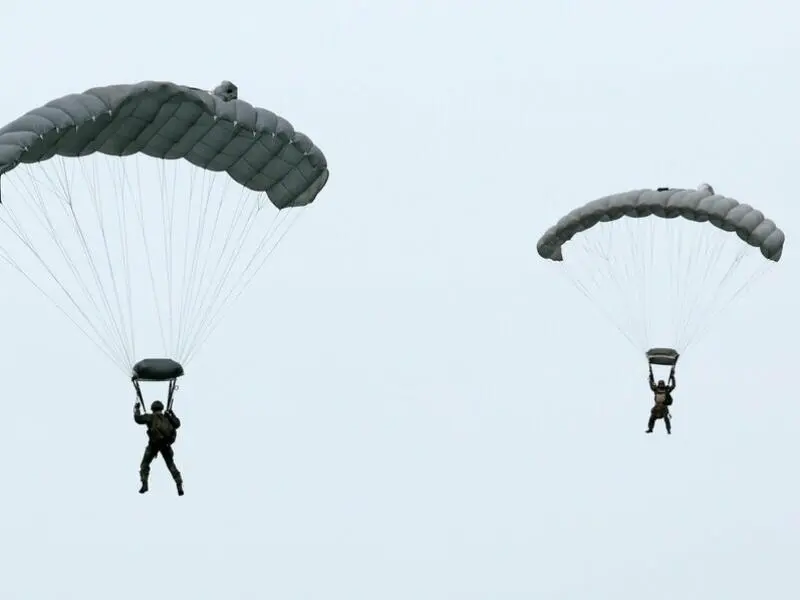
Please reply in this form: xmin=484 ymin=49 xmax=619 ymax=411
xmin=173 ymin=473 xmax=184 ymax=496
xmin=645 ymin=428 xmax=653 ymax=433
xmin=139 ymin=480 xmax=149 ymax=494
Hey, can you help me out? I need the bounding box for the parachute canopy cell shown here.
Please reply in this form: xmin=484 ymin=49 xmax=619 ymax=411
xmin=536 ymin=186 xmax=785 ymax=263
xmin=0 ymin=80 xmax=329 ymax=209
xmin=132 ymin=358 xmax=185 ymax=382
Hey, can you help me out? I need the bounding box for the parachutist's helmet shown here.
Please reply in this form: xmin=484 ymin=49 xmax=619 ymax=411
xmin=151 ymin=400 xmax=165 ymax=412
xmin=657 ymin=380 xmax=666 ymax=389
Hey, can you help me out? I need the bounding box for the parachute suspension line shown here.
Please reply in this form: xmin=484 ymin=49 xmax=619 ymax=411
xmin=175 ymin=186 xmax=267 ymax=360
xmin=177 ymin=168 xmax=248 ymax=359
xmin=554 ymin=214 xmax=775 ymax=357
xmin=644 ymin=216 xmax=659 ymax=346
xmin=106 ymin=156 xmax=137 ymax=362
xmin=668 ymin=220 xmax=684 ymax=342
xmin=178 ymin=167 xmax=219 ymax=351
xmin=625 ymin=224 xmax=647 ymax=348
xmin=0 ymin=162 xmax=131 ymax=372
xmin=158 ymin=158 xmax=179 ymax=356
xmin=184 ymin=206 xmax=303 ymax=365
xmin=670 ymin=218 xmax=705 ymax=349
xmin=179 ymin=201 xmax=286 ymax=360
xmin=562 ymin=246 xmax=631 ymax=345
xmin=561 ymin=221 xmax=643 ymax=350
xmin=11 ymin=164 xmax=117 ymax=340
xmin=76 ymin=157 xmax=137 ymax=367
xmin=667 ymin=217 xmax=773 ymax=352
xmin=173 ymin=175 xmax=267 ymax=360
xmin=672 ymin=226 xmax=729 ymax=348
xmin=557 ymin=222 xmax=645 ymax=351
xmin=683 ymin=261 xmax=772 ymax=351
xmin=656 ymin=217 xmax=753 ymax=351
xmin=128 ymin=156 xmax=170 ymax=358
xmin=52 ymin=157 xmax=139 ymax=368
xmin=39 ymin=159 xmax=127 ymax=364
xmin=54 ymin=158 xmax=134 ymax=367
xmin=680 ymin=242 xmax=772 ymax=352
xmin=0 ymin=245 xmax=123 ymax=370
xmin=173 ymin=160 xmax=197 ymax=357
xmin=120 ymin=153 xmax=281 ymax=365
xmin=567 ymin=218 xmax=649 ymax=349
xmin=0 ymin=153 xmax=309 ymax=372
xmin=555 ymin=267 xmax=642 ymax=351
xmin=621 ymin=219 xmax=648 ymax=348
xmin=173 ymin=164 xmax=221 ymax=359
xmin=671 ymin=224 xmax=758 ymax=351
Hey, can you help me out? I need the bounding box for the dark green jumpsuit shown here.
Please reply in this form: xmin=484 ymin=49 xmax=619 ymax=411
xmin=646 ymin=372 xmax=675 ymax=434
xmin=134 ymin=405 xmax=183 ymax=494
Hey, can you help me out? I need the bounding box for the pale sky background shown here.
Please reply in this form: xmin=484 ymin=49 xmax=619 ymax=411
xmin=1 ymin=1 xmax=799 ymax=599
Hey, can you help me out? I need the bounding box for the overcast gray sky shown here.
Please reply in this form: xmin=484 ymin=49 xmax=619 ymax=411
xmin=1 ymin=1 xmax=799 ymax=598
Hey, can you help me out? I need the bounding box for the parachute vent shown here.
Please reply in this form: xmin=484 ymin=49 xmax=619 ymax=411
xmin=698 ymin=182 xmax=715 ymax=194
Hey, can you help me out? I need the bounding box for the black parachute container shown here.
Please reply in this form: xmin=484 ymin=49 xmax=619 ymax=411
xmin=646 ymin=348 xmax=679 ymax=366
xmin=132 ymin=359 xmax=185 ymax=413
xmin=132 ymin=358 xmax=185 ymax=381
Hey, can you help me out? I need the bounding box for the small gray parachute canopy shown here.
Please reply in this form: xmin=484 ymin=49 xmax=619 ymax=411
xmin=536 ymin=184 xmax=785 ymax=359
xmin=0 ymin=80 xmax=328 ymax=209
xmin=0 ymin=80 xmax=329 ymax=375
xmin=537 ymin=184 xmax=784 ymax=263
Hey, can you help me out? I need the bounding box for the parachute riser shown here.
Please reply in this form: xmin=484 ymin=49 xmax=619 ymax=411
xmin=167 ymin=379 xmax=177 ymax=412
xmin=131 ymin=377 xmax=179 ymax=413
xmin=132 ymin=378 xmax=147 ymax=414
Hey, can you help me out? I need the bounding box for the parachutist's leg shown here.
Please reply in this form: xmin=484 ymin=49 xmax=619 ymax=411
xmin=160 ymin=445 xmax=184 ymax=496
xmin=139 ymin=444 xmax=158 ymax=493
xmin=664 ymin=415 xmax=672 ymax=435
xmin=646 ymin=413 xmax=655 ymax=433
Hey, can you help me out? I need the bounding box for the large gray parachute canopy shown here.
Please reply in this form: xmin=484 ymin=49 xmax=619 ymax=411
xmin=0 ymin=80 xmax=328 ymax=209
xmin=537 ymin=184 xmax=785 ymax=263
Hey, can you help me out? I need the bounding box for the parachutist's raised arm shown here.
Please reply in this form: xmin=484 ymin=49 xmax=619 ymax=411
xmin=133 ymin=402 xmax=149 ymax=425
xmin=649 ymin=365 xmax=656 ymax=391
xmin=668 ymin=367 xmax=676 ymax=391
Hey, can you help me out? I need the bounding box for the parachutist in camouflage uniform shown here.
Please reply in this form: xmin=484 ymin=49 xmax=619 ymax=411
xmin=134 ymin=400 xmax=184 ymax=495
xmin=646 ymin=366 xmax=675 ymax=434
